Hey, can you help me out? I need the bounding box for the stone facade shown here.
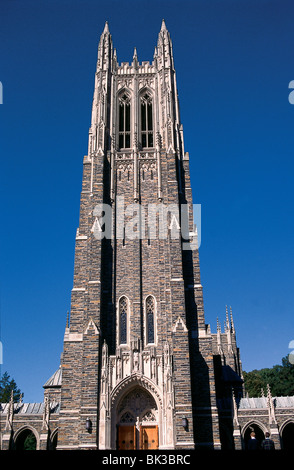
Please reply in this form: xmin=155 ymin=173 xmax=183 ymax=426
xmin=1 ymin=21 xmax=294 ymax=451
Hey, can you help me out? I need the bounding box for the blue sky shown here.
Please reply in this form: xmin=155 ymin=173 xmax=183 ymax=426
xmin=1 ymin=0 xmax=294 ymax=402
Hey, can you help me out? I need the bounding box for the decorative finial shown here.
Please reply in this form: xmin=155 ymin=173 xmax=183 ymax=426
xmin=230 ymin=306 xmax=235 ymax=333
xmin=217 ymin=317 xmax=221 ymax=333
xmin=161 ymin=19 xmax=167 ymax=31
xmin=133 ymin=47 xmax=138 ymax=66
xmin=103 ymin=21 xmax=109 ymax=34
xmin=225 ymin=305 xmax=230 ymax=331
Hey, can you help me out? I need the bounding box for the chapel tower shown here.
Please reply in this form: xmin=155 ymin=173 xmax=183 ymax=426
xmin=57 ymin=21 xmax=222 ymax=450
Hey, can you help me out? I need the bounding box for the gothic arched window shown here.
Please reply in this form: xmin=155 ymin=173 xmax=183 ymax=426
xmin=118 ymin=93 xmax=131 ymax=149
xmin=141 ymin=92 xmax=153 ymax=148
xmin=146 ymin=296 xmax=155 ymax=344
xmin=119 ymin=296 xmax=128 ymax=344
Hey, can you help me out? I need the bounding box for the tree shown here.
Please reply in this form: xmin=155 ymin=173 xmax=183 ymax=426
xmin=0 ymin=371 xmax=23 ymax=402
xmin=23 ymin=432 xmax=37 ymax=450
xmin=243 ymin=355 xmax=294 ymax=397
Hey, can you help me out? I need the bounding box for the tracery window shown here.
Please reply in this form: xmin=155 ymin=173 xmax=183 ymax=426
xmin=146 ymin=296 xmax=155 ymax=344
xmin=119 ymin=93 xmax=131 ymax=149
xmin=141 ymin=92 xmax=153 ymax=148
xmin=119 ymin=296 xmax=128 ymax=344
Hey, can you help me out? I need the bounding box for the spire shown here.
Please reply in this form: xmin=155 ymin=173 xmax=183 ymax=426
xmin=89 ymin=21 xmax=113 ymax=154
xmin=217 ymin=317 xmax=221 ymax=334
xmin=216 ymin=317 xmax=223 ymax=357
xmin=157 ymin=19 xmax=174 ymax=70
xmin=230 ymin=306 xmax=235 ymax=333
xmin=266 ymin=383 xmax=277 ymax=424
xmin=103 ymin=20 xmax=109 ymax=34
xmin=132 ymin=47 xmax=138 ymax=68
xmin=225 ymin=305 xmax=234 ymax=355
xmin=161 ymin=18 xmax=167 ymax=31
xmin=267 ymin=383 xmax=272 ymax=401
xmin=225 ymin=305 xmax=230 ymax=332
xmin=97 ymin=20 xmax=113 ymax=72
xmin=113 ymin=47 xmax=118 ymax=69
xmin=232 ymin=389 xmax=240 ymax=427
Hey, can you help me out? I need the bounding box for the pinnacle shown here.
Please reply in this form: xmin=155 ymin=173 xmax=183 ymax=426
xmin=161 ymin=19 xmax=167 ymax=31
xmin=103 ymin=21 xmax=109 ymax=34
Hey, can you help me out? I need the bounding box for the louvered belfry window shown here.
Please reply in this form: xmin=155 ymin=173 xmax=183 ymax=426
xmin=141 ymin=92 xmax=153 ymax=148
xmin=118 ymin=94 xmax=131 ymax=149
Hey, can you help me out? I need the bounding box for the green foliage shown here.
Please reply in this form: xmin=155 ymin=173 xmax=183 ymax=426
xmin=23 ymin=432 xmax=37 ymax=450
xmin=0 ymin=371 xmax=23 ymax=402
xmin=243 ymin=356 xmax=294 ymax=397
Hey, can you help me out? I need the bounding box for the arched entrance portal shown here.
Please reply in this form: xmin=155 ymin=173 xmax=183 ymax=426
xmin=243 ymin=423 xmax=265 ymax=450
xmin=282 ymin=422 xmax=294 ymax=450
xmin=116 ymin=386 xmax=159 ymax=450
xmin=14 ymin=428 xmax=37 ymax=450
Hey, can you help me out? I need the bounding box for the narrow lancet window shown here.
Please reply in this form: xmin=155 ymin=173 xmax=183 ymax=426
xmin=119 ymin=94 xmax=131 ymax=149
xmin=141 ymin=93 xmax=153 ymax=148
xmin=119 ymin=296 xmax=128 ymax=344
xmin=146 ymin=296 xmax=155 ymax=344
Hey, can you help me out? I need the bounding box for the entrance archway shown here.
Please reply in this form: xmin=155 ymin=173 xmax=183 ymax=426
xmin=14 ymin=428 xmax=37 ymax=450
xmin=281 ymin=422 xmax=294 ymax=450
xmin=243 ymin=423 xmax=265 ymax=450
xmin=116 ymin=386 xmax=159 ymax=450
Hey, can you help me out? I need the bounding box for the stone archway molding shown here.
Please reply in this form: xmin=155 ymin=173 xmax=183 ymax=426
xmin=108 ymin=373 xmax=165 ymax=450
xmin=279 ymin=418 xmax=294 ymax=435
xmin=241 ymin=419 xmax=268 ymax=438
xmin=110 ymin=373 xmax=163 ymax=410
xmin=13 ymin=425 xmax=40 ymax=450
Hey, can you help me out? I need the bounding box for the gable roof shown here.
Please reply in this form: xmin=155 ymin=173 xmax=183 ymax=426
xmin=43 ymin=366 xmax=62 ymax=388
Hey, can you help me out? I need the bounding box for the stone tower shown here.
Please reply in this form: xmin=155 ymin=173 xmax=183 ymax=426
xmin=57 ymin=20 xmax=222 ymax=450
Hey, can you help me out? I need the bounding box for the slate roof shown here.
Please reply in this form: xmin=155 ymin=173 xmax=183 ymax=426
xmin=239 ymin=396 xmax=294 ymax=409
xmin=43 ymin=366 xmax=62 ymax=388
xmin=0 ymin=401 xmax=60 ymax=415
xmin=0 ymin=368 xmax=62 ymax=416
xmin=217 ymin=395 xmax=294 ymax=411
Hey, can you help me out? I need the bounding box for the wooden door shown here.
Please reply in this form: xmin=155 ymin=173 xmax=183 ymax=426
xmin=118 ymin=425 xmax=136 ymax=450
xmin=140 ymin=426 xmax=158 ymax=450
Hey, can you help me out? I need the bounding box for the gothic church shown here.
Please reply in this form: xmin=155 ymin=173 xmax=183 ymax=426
xmin=1 ymin=21 xmax=294 ymax=451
